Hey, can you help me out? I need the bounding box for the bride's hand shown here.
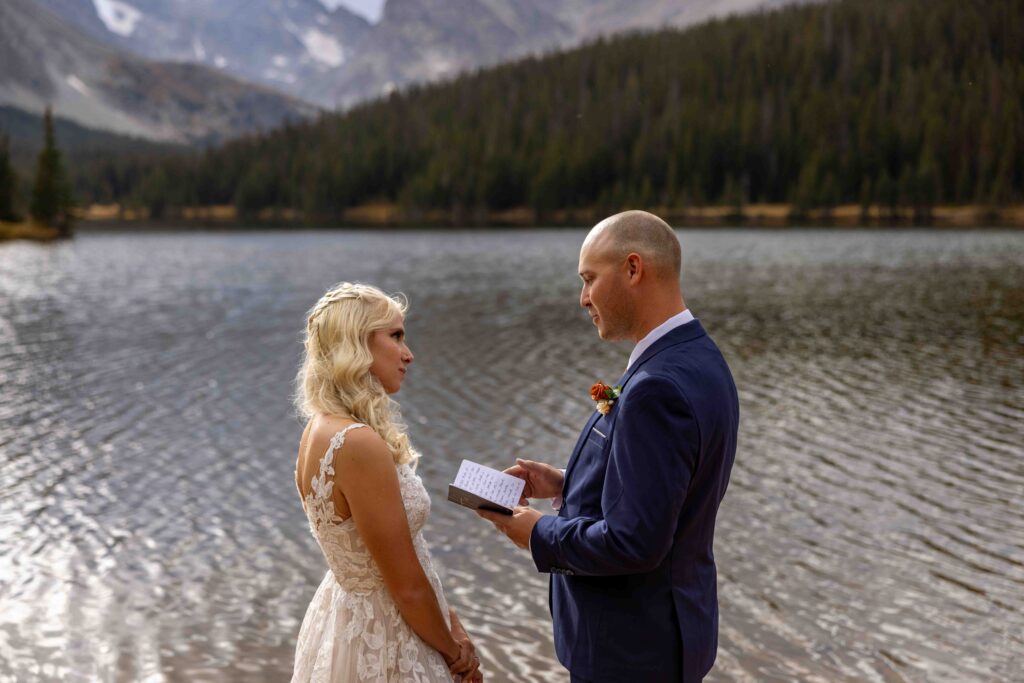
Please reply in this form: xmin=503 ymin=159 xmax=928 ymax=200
xmin=505 ymin=458 xmax=564 ymax=503
xmin=447 ymin=608 xmax=482 ymax=680
xmin=450 ymin=641 xmax=482 ymax=683
xmin=446 ymin=638 xmax=478 ymax=677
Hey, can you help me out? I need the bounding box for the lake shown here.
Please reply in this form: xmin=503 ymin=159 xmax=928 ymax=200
xmin=1 ymin=228 xmax=1021 ymax=682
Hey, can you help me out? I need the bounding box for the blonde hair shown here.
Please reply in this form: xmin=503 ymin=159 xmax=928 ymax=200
xmin=296 ymin=282 xmax=419 ymax=467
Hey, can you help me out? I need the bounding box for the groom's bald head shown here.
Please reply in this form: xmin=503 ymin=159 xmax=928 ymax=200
xmin=582 ymin=210 xmax=681 ymax=281
xmin=578 ymin=210 xmax=685 ymax=342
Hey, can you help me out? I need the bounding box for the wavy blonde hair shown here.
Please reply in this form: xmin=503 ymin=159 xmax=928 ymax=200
xmin=296 ymin=282 xmax=419 ymax=467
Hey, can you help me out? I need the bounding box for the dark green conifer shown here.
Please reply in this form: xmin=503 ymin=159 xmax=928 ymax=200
xmin=30 ymin=107 xmax=73 ymax=235
xmin=0 ymin=133 xmax=18 ymax=222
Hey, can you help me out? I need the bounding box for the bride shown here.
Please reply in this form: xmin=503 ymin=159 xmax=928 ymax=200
xmin=291 ymin=282 xmax=483 ymax=682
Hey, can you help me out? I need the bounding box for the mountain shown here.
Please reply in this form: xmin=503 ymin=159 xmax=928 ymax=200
xmin=37 ymin=1 xmax=816 ymax=109
xmin=564 ymin=0 xmax=809 ymax=34
xmin=317 ymin=0 xmax=810 ymax=108
xmin=1 ymin=0 xmax=316 ymax=143
xmin=306 ymin=0 xmax=573 ymax=108
xmin=34 ymin=0 xmax=372 ymax=106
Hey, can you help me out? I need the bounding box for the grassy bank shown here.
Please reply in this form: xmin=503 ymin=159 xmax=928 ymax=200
xmin=77 ymin=203 xmax=1024 ymax=229
xmin=0 ymin=220 xmax=60 ymax=241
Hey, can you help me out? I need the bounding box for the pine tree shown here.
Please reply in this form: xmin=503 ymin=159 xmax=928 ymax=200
xmin=817 ymin=173 xmax=840 ymax=216
xmin=140 ymin=167 xmax=169 ymax=220
xmin=792 ymin=160 xmax=820 ymax=218
xmin=30 ymin=107 xmax=73 ymax=235
xmin=875 ymin=169 xmax=897 ymax=219
xmin=0 ymin=133 xmax=18 ymax=222
xmin=721 ymin=175 xmax=744 ymax=218
xmin=859 ymin=177 xmax=873 ymax=221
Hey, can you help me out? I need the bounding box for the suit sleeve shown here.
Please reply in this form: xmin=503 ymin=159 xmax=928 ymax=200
xmin=530 ymin=375 xmax=699 ymax=576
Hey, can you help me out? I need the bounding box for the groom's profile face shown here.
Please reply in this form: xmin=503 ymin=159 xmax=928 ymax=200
xmin=578 ymin=240 xmax=631 ymax=341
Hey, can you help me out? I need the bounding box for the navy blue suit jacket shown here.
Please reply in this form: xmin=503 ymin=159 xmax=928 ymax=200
xmin=530 ymin=320 xmax=739 ymax=683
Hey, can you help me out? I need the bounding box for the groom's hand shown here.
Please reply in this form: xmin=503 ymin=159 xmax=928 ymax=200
xmin=504 ymin=459 xmax=564 ymax=504
xmin=476 ymin=506 xmax=543 ymax=549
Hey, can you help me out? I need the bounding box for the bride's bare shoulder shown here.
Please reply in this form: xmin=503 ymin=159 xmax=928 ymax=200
xmin=297 ymin=415 xmax=385 ymax=496
xmin=306 ymin=415 xmax=386 ymax=460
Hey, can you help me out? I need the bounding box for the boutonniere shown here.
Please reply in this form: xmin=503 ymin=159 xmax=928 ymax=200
xmin=590 ymin=382 xmax=622 ymax=415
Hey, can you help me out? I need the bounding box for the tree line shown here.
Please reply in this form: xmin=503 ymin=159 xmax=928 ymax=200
xmin=1 ymin=107 xmax=74 ymax=234
xmin=65 ymin=0 xmax=1024 ymax=221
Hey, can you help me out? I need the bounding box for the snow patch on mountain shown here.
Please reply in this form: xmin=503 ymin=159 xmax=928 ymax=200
xmin=66 ymin=75 xmax=92 ymax=97
xmin=300 ymin=28 xmax=346 ymax=67
xmin=91 ymin=0 xmax=141 ymax=37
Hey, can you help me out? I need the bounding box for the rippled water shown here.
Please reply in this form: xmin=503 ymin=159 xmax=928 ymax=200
xmin=1 ymin=229 xmax=1021 ymax=683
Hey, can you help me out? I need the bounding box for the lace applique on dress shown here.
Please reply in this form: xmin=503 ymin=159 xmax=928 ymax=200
xmin=291 ymin=424 xmax=453 ymax=683
xmin=303 ymin=424 xmax=364 ymax=533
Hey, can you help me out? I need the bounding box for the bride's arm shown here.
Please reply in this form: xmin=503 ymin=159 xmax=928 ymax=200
xmin=333 ymin=428 xmax=470 ymax=673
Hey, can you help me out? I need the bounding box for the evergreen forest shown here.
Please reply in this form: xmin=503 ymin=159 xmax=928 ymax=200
xmin=67 ymin=0 xmax=1024 ymax=221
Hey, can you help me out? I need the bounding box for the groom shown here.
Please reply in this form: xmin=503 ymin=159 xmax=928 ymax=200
xmin=478 ymin=210 xmax=739 ymax=683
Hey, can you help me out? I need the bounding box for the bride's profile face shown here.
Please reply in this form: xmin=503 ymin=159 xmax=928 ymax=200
xmin=368 ymin=312 xmax=413 ymax=393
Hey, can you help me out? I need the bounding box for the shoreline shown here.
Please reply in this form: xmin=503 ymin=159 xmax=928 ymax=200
xmin=73 ymin=203 xmax=1024 ymax=230
xmin=0 ymin=220 xmax=61 ymax=242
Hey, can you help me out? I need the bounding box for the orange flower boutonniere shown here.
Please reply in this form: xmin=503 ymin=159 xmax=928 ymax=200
xmin=590 ymin=382 xmax=622 ymax=415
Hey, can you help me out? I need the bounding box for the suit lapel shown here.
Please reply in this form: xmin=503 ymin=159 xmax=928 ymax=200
xmin=562 ymin=410 xmax=601 ymax=490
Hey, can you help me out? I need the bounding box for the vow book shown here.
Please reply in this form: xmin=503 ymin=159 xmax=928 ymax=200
xmin=447 ymin=459 xmax=525 ymax=515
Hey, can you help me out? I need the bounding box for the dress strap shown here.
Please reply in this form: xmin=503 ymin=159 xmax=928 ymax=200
xmin=323 ymin=423 xmax=368 ymax=465
xmin=310 ymin=423 xmax=367 ymax=501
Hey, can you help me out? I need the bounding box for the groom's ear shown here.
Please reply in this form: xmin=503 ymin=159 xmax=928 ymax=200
xmin=625 ymin=253 xmax=643 ymax=282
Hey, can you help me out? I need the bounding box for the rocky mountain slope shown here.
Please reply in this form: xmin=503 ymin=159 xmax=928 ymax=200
xmin=1 ymin=0 xmax=316 ymax=143
xmin=37 ymin=0 xmax=809 ymax=109
xmin=34 ymin=0 xmax=372 ymax=105
xmin=317 ymin=0 xmax=809 ymax=107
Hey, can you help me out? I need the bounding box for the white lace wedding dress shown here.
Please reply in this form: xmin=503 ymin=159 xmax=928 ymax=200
xmin=292 ymin=423 xmax=454 ymax=682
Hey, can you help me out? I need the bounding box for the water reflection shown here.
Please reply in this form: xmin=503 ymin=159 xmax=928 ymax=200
xmin=0 ymin=229 xmax=1021 ymax=682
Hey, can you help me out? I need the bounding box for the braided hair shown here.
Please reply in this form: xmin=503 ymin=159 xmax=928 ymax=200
xmin=295 ymin=282 xmax=419 ymax=467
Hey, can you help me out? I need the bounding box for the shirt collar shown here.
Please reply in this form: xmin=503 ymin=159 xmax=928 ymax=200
xmin=626 ymin=309 xmax=695 ymax=369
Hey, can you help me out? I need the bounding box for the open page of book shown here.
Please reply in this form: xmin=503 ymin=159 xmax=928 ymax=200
xmin=450 ymin=459 xmax=526 ymax=512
